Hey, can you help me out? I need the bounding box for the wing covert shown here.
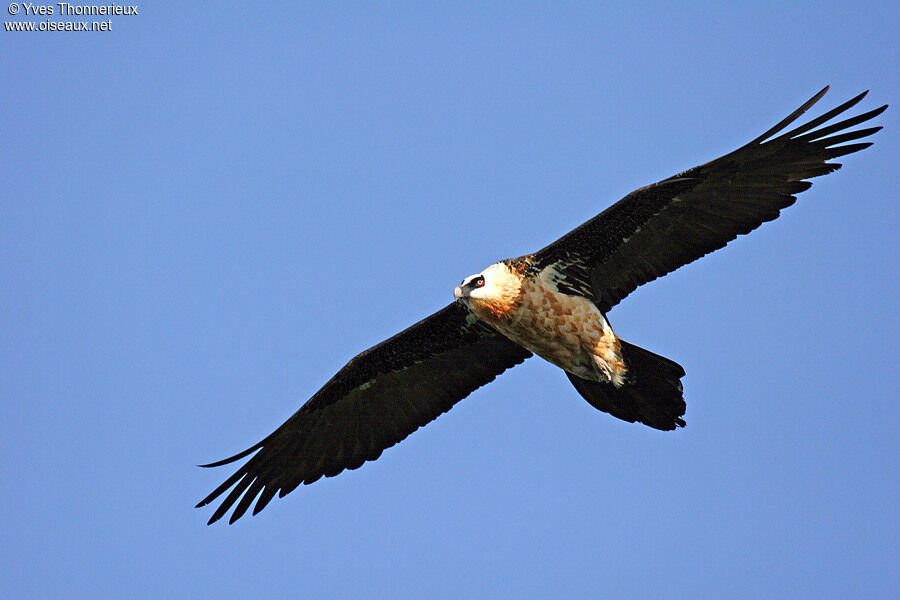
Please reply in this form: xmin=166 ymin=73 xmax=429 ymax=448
xmin=197 ymin=302 xmax=531 ymax=524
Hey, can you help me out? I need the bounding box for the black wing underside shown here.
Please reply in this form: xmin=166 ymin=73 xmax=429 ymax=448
xmin=532 ymin=87 xmax=887 ymax=313
xmin=197 ymin=302 xmax=530 ymax=524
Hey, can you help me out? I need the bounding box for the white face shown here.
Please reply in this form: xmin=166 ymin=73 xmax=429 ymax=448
xmin=453 ymin=263 xmax=508 ymax=306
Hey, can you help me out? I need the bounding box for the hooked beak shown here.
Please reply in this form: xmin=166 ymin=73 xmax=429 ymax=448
xmin=453 ymin=285 xmax=464 ymax=300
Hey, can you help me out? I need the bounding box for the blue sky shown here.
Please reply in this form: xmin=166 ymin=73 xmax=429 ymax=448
xmin=3 ymin=2 xmax=898 ymax=598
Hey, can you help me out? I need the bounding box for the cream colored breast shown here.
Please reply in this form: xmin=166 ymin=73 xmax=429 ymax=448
xmin=491 ymin=268 xmax=603 ymax=372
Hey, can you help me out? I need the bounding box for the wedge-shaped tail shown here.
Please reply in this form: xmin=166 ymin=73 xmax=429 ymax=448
xmin=566 ymin=340 xmax=686 ymax=431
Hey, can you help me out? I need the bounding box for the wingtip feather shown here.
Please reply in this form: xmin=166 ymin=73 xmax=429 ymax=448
xmin=748 ymin=86 xmax=830 ymax=145
xmin=198 ymin=442 xmax=263 ymax=469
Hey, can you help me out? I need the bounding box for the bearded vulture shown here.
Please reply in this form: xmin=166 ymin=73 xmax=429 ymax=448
xmin=198 ymin=87 xmax=885 ymax=524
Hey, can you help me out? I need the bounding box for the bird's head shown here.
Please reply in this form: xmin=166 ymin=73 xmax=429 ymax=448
xmin=454 ymin=273 xmax=486 ymax=308
xmin=454 ymin=262 xmax=522 ymax=321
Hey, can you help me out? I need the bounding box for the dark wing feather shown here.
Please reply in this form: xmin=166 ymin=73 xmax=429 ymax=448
xmin=532 ymin=87 xmax=887 ymax=312
xmin=197 ymin=302 xmax=531 ymax=524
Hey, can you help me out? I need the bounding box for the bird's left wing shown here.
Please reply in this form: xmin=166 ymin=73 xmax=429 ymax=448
xmin=531 ymin=87 xmax=886 ymax=313
xmin=197 ymin=302 xmax=531 ymax=524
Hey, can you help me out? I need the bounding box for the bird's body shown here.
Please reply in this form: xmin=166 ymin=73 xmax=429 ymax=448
xmin=457 ymin=260 xmax=626 ymax=385
xmin=198 ymin=87 xmax=886 ymax=524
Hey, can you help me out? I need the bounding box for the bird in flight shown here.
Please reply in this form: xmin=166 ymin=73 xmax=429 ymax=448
xmin=198 ymin=87 xmax=885 ymax=524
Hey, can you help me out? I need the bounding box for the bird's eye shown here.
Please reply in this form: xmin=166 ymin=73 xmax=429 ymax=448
xmin=475 ymin=276 xmax=485 ymax=287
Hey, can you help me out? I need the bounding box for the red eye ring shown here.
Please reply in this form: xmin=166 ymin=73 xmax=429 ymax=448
xmin=476 ymin=277 xmax=485 ymax=287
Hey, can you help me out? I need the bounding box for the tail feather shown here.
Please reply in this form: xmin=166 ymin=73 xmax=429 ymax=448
xmin=567 ymin=340 xmax=686 ymax=431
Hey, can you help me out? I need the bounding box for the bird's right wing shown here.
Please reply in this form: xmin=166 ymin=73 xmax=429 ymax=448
xmin=530 ymin=87 xmax=886 ymax=313
xmin=197 ymin=301 xmax=531 ymax=524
